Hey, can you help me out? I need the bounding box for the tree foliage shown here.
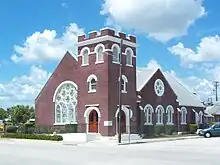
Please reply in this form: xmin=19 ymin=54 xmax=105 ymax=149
xmin=7 ymin=105 xmax=35 ymax=124
xmin=0 ymin=108 xmax=8 ymax=120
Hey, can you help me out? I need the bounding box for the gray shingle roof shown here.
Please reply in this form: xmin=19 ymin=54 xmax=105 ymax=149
xmin=136 ymin=68 xmax=204 ymax=108
xmin=205 ymin=102 xmax=220 ymax=115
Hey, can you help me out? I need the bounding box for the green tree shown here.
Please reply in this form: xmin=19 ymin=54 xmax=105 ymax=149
xmin=0 ymin=108 xmax=8 ymax=120
xmin=7 ymin=105 xmax=35 ymax=124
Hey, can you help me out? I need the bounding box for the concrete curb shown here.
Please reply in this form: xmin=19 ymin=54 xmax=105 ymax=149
xmin=118 ymin=136 xmax=202 ymax=145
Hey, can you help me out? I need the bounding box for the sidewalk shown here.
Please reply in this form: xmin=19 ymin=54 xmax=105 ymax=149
xmin=118 ymin=135 xmax=202 ymax=145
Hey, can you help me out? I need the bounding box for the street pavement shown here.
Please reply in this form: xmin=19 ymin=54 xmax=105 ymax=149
xmin=0 ymin=137 xmax=219 ymax=165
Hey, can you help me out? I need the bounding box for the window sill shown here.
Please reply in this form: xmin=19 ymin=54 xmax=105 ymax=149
xmin=126 ymin=64 xmax=133 ymax=67
xmin=122 ymin=90 xmax=127 ymax=94
xmin=180 ymin=123 xmax=187 ymax=125
xmin=81 ymin=64 xmax=89 ymax=67
xmin=88 ymin=90 xmax=96 ymax=93
xmin=156 ymin=123 xmax=164 ymax=125
xmin=54 ymin=122 xmax=77 ymax=126
xmin=112 ymin=61 xmax=120 ymax=64
xmin=144 ymin=123 xmax=153 ymax=125
xmin=166 ymin=123 xmax=174 ymax=125
xmin=95 ymin=61 xmax=104 ymax=64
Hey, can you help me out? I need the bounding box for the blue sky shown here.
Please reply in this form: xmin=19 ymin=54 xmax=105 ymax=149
xmin=0 ymin=0 xmax=220 ymax=108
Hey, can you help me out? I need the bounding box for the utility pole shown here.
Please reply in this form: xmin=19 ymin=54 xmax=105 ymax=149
xmin=213 ymin=81 xmax=220 ymax=102
xmin=118 ymin=39 xmax=123 ymax=144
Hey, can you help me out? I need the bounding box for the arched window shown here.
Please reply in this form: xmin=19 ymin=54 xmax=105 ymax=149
xmin=156 ymin=105 xmax=164 ymax=124
xmin=112 ymin=44 xmax=120 ymax=63
xmin=126 ymin=48 xmax=133 ymax=66
xmin=144 ymin=104 xmax=153 ymax=124
xmin=82 ymin=48 xmax=89 ymax=65
xmin=87 ymin=74 xmax=97 ymax=93
xmin=54 ymin=82 xmax=77 ymax=124
xmin=95 ymin=44 xmax=104 ymax=63
xmin=181 ymin=107 xmax=187 ymax=124
xmin=199 ymin=111 xmax=203 ymax=124
xmin=121 ymin=75 xmax=128 ymax=93
xmin=166 ymin=105 xmax=174 ymax=124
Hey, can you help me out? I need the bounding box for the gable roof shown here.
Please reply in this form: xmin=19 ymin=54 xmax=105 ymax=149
xmin=205 ymin=102 xmax=220 ymax=115
xmin=35 ymin=52 xmax=77 ymax=101
xmin=136 ymin=68 xmax=204 ymax=108
xmin=163 ymin=72 xmax=204 ymax=107
xmin=136 ymin=68 xmax=158 ymax=91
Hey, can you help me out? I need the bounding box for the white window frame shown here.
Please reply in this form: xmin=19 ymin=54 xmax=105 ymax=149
xmin=95 ymin=43 xmax=105 ymax=64
xmin=154 ymin=79 xmax=165 ymax=97
xmin=121 ymin=75 xmax=128 ymax=93
xmin=53 ymin=81 xmax=78 ymax=125
xmin=81 ymin=47 xmax=90 ymax=66
xmin=125 ymin=47 xmax=133 ymax=67
xmin=87 ymin=74 xmax=98 ymax=93
xmin=180 ymin=107 xmax=187 ymax=125
xmin=112 ymin=44 xmax=120 ymax=64
xmin=156 ymin=105 xmax=164 ymax=125
xmin=199 ymin=111 xmax=203 ymax=124
xmin=166 ymin=105 xmax=174 ymax=125
xmin=144 ymin=104 xmax=153 ymax=125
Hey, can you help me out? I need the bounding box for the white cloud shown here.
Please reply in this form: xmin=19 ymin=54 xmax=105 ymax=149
xmin=101 ymin=0 xmax=206 ymax=42
xmin=169 ymin=35 xmax=220 ymax=65
xmin=11 ymin=23 xmax=84 ymax=63
xmin=0 ymin=66 xmax=51 ymax=108
xmin=146 ymin=59 xmax=162 ymax=70
xmin=61 ymin=2 xmax=68 ymax=8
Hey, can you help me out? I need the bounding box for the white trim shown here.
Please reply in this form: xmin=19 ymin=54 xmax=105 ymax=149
xmin=139 ymin=105 xmax=144 ymax=110
xmin=53 ymin=122 xmax=77 ymax=126
xmin=94 ymin=43 xmax=105 ymax=63
xmin=84 ymin=106 xmax=101 ymax=119
xmin=156 ymin=105 xmax=164 ymax=125
xmin=87 ymin=74 xmax=98 ymax=82
xmin=154 ymin=79 xmax=165 ymax=97
xmin=87 ymin=74 xmax=97 ymax=93
xmin=121 ymin=75 xmax=128 ymax=93
xmin=53 ymin=81 xmax=78 ymax=102
xmin=84 ymin=106 xmax=101 ymax=133
xmin=125 ymin=47 xmax=134 ymax=66
xmin=166 ymin=105 xmax=174 ymax=124
xmin=77 ymin=35 xmax=137 ymax=48
xmin=115 ymin=105 xmax=133 ymax=134
xmin=85 ymin=104 xmax=99 ymax=107
xmin=199 ymin=111 xmax=203 ymax=124
xmin=144 ymin=104 xmax=154 ymax=124
xmin=180 ymin=107 xmax=187 ymax=124
xmin=112 ymin=43 xmax=120 ymax=63
xmin=80 ymin=47 xmax=90 ymax=66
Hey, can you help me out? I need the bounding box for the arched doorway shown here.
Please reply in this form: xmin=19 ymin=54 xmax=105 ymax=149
xmin=89 ymin=110 xmax=98 ymax=133
xmin=117 ymin=110 xmax=126 ymax=133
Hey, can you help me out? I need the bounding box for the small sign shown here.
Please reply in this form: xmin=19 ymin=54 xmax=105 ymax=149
xmin=104 ymin=121 xmax=113 ymax=126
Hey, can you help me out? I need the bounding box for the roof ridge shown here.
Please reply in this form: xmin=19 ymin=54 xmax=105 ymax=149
xmin=164 ymin=71 xmax=204 ymax=106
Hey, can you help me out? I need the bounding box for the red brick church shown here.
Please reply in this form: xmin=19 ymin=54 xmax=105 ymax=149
xmin=35 ymin=27 xmax=205 ymax=136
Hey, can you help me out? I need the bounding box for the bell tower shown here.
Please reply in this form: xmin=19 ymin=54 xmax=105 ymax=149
xmin=76 ymin=27 xmax=137 ymax=136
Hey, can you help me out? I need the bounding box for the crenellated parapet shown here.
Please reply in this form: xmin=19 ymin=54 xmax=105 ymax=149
xmin=78 ymin=27 xmax=136 ymax=44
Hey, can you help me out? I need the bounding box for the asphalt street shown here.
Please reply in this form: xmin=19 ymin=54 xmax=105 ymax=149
xmin=0 ymin=137 xmax=219 ymax=165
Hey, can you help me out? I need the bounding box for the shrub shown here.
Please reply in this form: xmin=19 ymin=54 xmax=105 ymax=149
xmin=189 ymin=124 xmax=197 ymax=134
xmin=165 ymin=125 xmax=176 ymax=135
xmin=6 ymin=126 xmax=17 ymax=133
xmin=2 ymin=133 xmax=63 ymax=141
xmin=143 ymin=125 xmax=154 ymax=137
xmin=154 ymin=125 xmax=165 ymax=135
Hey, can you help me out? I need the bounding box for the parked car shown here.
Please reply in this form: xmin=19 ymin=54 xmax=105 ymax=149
xmin=199 ymin=122 xmax=220 ymax=138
